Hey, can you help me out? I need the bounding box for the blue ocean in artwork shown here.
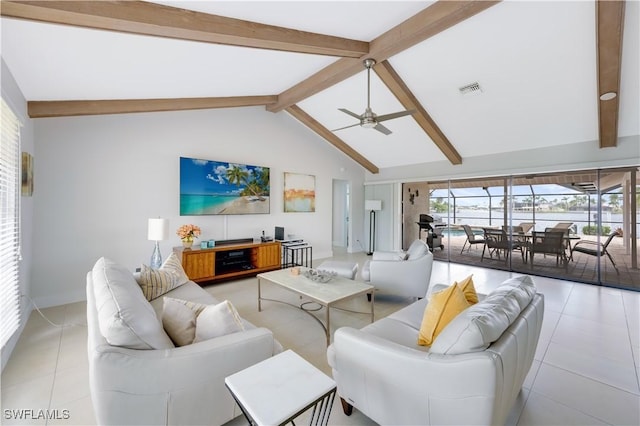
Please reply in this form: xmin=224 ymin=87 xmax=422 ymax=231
xmin=180 ymin=194 xmax=239 ymax=215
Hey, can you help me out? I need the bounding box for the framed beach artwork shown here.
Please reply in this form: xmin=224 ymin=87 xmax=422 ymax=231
xmin=284 ymin=172 xmax=315 ymax=213
xmin=179 ymin=157 xmax=270 ymax=215
xmin=21 ymin=152 xmax=33 ymax=197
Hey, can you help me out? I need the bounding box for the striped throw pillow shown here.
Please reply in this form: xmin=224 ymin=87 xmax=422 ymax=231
xmin=137 ymin=264 xmax=181 ymax=301
xmin=137 ymin=252 xmax=190 ymax=301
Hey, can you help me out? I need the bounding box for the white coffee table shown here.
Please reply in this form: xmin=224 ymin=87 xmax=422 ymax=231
xmin=225 ymin=350 xmax=336 ymax=426
xmin=257 ymin=268 xmax=374 ymax=345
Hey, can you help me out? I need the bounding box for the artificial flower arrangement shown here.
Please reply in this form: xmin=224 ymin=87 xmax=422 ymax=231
xmin=176 ymin=224 xmax=201 ymax=242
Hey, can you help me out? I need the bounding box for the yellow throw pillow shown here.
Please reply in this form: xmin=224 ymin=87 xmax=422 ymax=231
xmin=456 ymin=275 xmax=479 ymax=305
xmin=418 ymin=284 xmax=470 ymax=346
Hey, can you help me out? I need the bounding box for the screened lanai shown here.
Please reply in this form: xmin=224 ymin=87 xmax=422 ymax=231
xmin=402 ymin=167 xmax=639 ymax=291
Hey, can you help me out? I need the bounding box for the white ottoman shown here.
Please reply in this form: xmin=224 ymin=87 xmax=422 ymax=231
xmin=317 ymin=261 xmax=358 ymax=280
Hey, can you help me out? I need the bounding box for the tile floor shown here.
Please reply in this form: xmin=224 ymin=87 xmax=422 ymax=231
xmin=2 ymin=250 xmax=639 ymax=425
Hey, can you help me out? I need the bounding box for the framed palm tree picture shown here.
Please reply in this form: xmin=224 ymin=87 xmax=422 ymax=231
xmin=179 ymin=157 xmax=270 ymax=215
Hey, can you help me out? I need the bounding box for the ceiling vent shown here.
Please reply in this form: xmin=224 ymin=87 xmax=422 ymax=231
xmin=572 ymin=182 xmax=598 ymax=192
xmin=459 ymin=81 xmax=482 ymax=95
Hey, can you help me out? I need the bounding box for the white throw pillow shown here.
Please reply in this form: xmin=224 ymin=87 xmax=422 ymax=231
xmin=194 ymin=301 xmax=245 ymax=343
xmin=92 ymin=257 xmax=174 ymax=350
xmin=162 ymin=297 xmax=245 ymax=346
xmin=162 ymin=297 xmax=198 ymax=347
xmin=430 ymin=275 xmax=536 ymax=355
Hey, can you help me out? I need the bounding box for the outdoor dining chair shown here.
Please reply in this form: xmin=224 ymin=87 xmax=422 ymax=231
xmin=518 ymin=222 xmax=535 ymax=234
xmin=460 ymin=224 xmax=486 ymax=254
xmin=570 ymin=231 xmax=620 ymax=273
xmin=529 ymin=229 xmax=567 ymax=269
xmin=482 ymin=228 xmax=525 ymax=263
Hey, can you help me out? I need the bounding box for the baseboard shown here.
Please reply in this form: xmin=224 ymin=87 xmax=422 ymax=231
xmin=32 ymin=289 xmax=86 ymax=309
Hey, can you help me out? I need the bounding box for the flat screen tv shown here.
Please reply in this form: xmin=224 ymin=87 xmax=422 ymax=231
xmin=180 ymin=157 xmax=270 ymax=215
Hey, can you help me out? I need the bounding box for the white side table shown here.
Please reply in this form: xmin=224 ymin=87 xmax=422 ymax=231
xmin=225 ymin=350 xmax=336 ymax=426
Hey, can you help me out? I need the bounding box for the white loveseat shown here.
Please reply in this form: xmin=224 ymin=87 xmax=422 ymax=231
xmin=327 ymin=275 xmax=544 ymax=426
xmin=361 ymin=239 xmax=433 ymax=299
xmin=87 ymin=257 xmax=282 ymax=425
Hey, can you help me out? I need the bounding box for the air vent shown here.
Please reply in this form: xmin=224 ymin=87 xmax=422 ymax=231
xmin=572 ymin=182 xmax=598 ymax=192
xmin=459 ymin=82 xmax=482 ymax=95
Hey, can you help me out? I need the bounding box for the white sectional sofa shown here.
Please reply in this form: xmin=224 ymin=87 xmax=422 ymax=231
xmin=327 ymin=275 xmax=544 ymax=426
xmin=87 ymin=257 xmax=282 ymax=425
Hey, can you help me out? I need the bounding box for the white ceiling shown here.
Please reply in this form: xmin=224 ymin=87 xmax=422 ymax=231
xmin=1 ymin=1 xmax=639 ymax=170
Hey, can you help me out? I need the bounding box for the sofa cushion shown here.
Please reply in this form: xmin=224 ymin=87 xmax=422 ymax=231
xmin=417 ymin=283 xmax=470 ymax=346
xmin=430 ymin=275 xmax=536 ymax=355
xmin=162 ymin=297 xmax=245 ymax=346
xmin=136 ymin=253 xmax=189 ymax=301
xmin=361 ymin=318 xmax=430 ymax=353
xmin=91 ymin=257 xmax=174 ymax=350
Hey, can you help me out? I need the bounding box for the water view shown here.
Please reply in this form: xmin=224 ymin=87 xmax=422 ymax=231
xmin=439 ymin=210 xmax=632 ymax=235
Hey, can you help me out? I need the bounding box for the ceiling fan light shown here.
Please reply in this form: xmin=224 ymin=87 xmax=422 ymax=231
xmin=599 ymin=92 xmax=617 ymax=101
xmin=362 ymin=121 xmax=376 ymax=129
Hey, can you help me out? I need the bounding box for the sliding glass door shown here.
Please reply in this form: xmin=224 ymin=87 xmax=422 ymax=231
xmin=403 ymin=167 xmax=639 ymax=291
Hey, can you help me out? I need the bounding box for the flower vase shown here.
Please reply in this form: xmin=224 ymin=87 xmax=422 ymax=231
xmin=182 ymin=240 xmax=193 ymax=249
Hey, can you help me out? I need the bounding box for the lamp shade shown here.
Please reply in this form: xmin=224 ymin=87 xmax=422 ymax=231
xmin=365 ymin=200 xmax=382 ymax=211
xmin=148 ymin=218 xmax=169 ymax=241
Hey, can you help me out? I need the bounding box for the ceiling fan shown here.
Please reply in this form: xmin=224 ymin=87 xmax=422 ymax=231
xmin=332 ymin=58 xmax=415 ymax=135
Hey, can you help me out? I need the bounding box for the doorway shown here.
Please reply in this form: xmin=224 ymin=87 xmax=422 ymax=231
xmin=332 ymin=179 xmax=350 ymax=250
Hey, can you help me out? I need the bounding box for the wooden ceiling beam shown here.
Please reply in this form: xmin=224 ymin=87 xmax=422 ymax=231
xmin=596 ymin=0 xmax=625 ymax=148
xmin=285 ymin=105 xmax=379 ymax=174
xmin=27 ymin=96 xmax=277 ymax=118
xmin=1 ymin=1 xmax=368 ymax=57
xmin=374 ymin=60 xmax=462 ymax=165
xmin=267 ymin=1 xmax=500 ymax=113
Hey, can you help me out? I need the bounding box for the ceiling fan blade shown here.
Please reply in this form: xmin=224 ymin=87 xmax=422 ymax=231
xmin=373 ymin=123 xmax=392 ymax=135
xmin=338 ymin=108 xmax=362 ymax=120
xmin=376 ymin=109 xmax=416 ymax=123
xmin=332 ymin=122 xmax=361 ymax=132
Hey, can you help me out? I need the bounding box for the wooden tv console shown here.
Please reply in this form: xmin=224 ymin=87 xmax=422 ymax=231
xmin=173 ymin=240 xmax=281 ymax=284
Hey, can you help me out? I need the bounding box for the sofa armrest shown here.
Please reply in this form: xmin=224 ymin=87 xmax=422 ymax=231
xmin=91 ymin=327 xmax=276 ymax=392
xmin=90 ymin=327 xmax=277 ymax=425
xmin=372 ymin=250 xmax=406 ymax=261
xmin=329 ymin=327 xmax=499 ymax=425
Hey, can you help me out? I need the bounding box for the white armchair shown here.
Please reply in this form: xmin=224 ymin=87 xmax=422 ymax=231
xmin=361 ymin=239 xmax=433 ymax=299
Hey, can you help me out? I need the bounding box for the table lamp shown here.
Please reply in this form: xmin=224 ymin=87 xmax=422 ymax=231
xmin=148 ymin=218 xmax=169 ymax=269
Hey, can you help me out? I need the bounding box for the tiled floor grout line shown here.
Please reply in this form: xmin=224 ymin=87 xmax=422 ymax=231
xmin=621 ymin=294 xmax=640 ymax=394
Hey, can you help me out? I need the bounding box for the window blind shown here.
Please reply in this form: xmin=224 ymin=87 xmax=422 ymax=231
xmin=0 ymin=97 xmax=22 ymax=349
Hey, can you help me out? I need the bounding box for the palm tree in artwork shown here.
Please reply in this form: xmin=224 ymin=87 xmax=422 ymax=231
xmin=256 ymin=167 xmax=270 ymax=193
xmin=226 ymin=165 xmax=249 ymax=189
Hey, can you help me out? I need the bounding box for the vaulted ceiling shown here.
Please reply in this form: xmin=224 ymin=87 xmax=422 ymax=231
xmin=1 ymin=1 xmax=638 ymax=174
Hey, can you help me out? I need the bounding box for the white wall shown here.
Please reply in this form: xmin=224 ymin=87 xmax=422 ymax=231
xmin=1 ymin=59 xmax=35 ymax=371
xmin=331 ymin=179 xmax=348 ymax=247
xmin=32 ymin=107 xmax=366 ymax=307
